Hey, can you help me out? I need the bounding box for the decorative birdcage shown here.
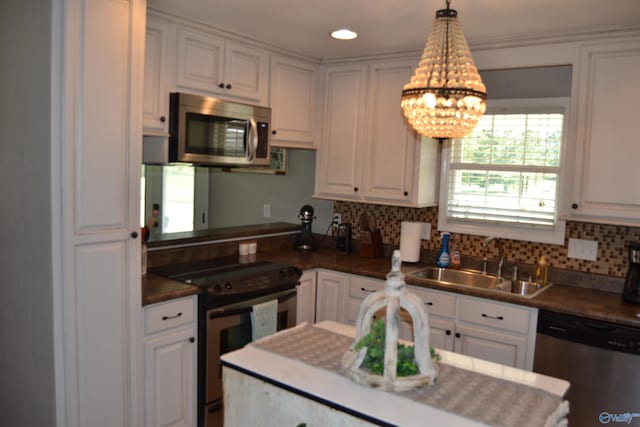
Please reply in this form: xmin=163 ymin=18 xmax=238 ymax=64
xmin=341 ymin=250 xmax=438 ymax=391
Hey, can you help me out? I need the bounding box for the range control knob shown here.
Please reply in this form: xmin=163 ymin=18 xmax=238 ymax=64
xmin=279 ymin=270 xmax=286 ymax=278
xmin=213 ymin=284 xmax=222 ymax=293
xmin=224 ymin=282 xmax=232 ymax=290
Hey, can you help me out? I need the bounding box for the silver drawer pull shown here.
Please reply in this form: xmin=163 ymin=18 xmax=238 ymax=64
xmin=360 ymin=287 xmax=376 ymax=293
xmin=481 ymin=313 xmax=504 ymax=320
xmin=162 ymin=312 xmax=182 ymax=321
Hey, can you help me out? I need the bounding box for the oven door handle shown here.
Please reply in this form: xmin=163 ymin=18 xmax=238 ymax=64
xmin=208 ymin=287 xmax=297 ymax=319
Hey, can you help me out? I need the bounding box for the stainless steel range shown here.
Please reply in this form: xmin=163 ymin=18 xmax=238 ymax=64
xmin=151 ymin=256 xmax=302 ymax=427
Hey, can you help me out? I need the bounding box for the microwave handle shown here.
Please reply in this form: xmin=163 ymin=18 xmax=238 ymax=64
xmin=247 ymin=117 xmax=258 ymax=162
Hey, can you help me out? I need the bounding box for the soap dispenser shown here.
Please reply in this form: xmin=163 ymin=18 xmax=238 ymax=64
xmin=535 ymin=256 xmax=549 ymax=286
xmin=437 ymin=232 xmax=451 ymax=268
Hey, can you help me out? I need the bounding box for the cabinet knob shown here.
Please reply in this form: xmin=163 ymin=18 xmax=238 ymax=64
xmin=272 ymin=130 xmax=277 ymax=135
xmin=571 ymin=203 xmax=578 ymax=209
xmin=189 ymin=337 xmax=195 ymax=343
xmin=159 ymin=116 xmax=166 ymax=123
xmin=218 ymin=83 xmax=224 ymax=89
xmin=130 ymin=231 xmax=138 ymax=239
xmin=455 ymin=332 xmax=461 ymax=338
xmin=403 ymin=191 xmax=409 ymax=196
xmin=354 ymin=187 xmax=359 ymax=192
xmin=445 ymin=329 xmax=452 ymax=336
xmin=225 ymin=84 xmax=232 ymax=90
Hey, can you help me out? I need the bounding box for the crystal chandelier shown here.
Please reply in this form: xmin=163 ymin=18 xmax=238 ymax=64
xmin=401 ymin=0 xmax=486 ymax=140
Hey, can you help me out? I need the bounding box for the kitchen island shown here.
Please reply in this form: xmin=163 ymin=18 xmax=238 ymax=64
xmin=221 ymin=321 xmax=570 ymax=427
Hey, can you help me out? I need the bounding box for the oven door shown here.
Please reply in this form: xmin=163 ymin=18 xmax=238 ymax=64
xmin=204 ymin=287 xmax=296 ymax=427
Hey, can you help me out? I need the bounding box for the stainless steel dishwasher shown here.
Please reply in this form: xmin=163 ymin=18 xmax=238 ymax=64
xmin=534 ymin=310 xmax=640 ymax=426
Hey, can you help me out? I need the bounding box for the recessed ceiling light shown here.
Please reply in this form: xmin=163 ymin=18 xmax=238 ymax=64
xmin=331 ymin=29 xmax=358 ymax=40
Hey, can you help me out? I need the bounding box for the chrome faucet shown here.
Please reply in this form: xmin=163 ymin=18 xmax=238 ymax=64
xmin=482 ymin=236 xmax=504 ymax=279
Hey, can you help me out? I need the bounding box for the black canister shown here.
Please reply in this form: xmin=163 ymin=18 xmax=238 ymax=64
xmin=336 ymin=223 xmax=352 ymax=253
xmin=622 ymin=243 xmax=640 ymax=304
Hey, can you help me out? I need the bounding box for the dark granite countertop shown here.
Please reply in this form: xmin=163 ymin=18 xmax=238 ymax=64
xmin=142 ymin=273 xmax=199 ymax=305
xmin=143 ymin=247 xmax=640 ymax=328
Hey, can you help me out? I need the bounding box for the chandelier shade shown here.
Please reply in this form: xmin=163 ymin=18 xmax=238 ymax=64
xmin=401 ymin=1 xmax=486 ymax=140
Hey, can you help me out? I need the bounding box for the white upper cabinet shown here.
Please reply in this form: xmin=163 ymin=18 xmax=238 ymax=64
xmin=315 ymin=60 xmax=439 ymax=207
xmin=175 ymin=27 xmax=268 ymax=105
xmin=315 ymin=64 xmax=368 ymax=200
xmin=144 ymin=17 xmax=169 ymax=135
xmin=565 ymin=37 xmax=640 ymax=225
xmin=270 ymin=55 xmax=319 ymax=148
xmin=362 ymin=61 xmax=438 ymax=206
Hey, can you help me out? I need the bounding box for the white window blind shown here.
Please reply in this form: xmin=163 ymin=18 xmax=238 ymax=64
xmin=446 ymin=110 xmax=564 ymax=228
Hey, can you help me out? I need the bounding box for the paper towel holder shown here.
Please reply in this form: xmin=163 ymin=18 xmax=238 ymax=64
xmin=400 ymin=221 xmax=424 ymax=263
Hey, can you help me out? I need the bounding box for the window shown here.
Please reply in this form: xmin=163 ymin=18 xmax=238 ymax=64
xmin=162 ymin=165 xmax=195 ymax=233
xmin=141 ymin=165 xmax=209 ymax=236
xmin=438 ymin=98 xmax=568 ymax=244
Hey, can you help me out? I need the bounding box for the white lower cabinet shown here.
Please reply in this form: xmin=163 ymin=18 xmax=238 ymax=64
xmin=454 ymin=323 xmax=528 ymax=368
xmin=144 ymin=296 xmax=197 ymax=427
xmin=315 ymin=270 xmax=348 ymax=323
xmin=296 ymin=270 xmax=317 ymax=325
xmin=320 ymin=270 xmax=538 ymax=371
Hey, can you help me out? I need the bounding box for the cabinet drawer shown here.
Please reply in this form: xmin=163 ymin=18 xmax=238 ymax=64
xmin=145 ymin=297 xmax=194 ymax=335
xmin=407 ymin=286 xmax=456 ymax=319
xmin=457 ymin=296 xmax=530 ymax=334
xmin=348 ymin=276 xmax=385 ymax=299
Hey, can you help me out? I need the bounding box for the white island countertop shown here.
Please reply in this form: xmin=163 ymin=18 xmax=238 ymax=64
xmin=221 ymin=321 xmax=570 ymax=427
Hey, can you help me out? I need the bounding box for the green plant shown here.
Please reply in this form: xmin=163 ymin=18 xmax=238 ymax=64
xmin=354 ymin=318 xmax=440 ymax=377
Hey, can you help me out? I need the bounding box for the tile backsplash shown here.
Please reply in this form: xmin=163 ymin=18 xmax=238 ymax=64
xmin=335 ymin=201 xmax=640 ymax=278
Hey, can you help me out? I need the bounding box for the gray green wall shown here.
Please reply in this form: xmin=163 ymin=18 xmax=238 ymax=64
xmin=208 ymin=148 xmax=334 ymax=233
xmin=0 ymin=0 xmax=57 ymax=424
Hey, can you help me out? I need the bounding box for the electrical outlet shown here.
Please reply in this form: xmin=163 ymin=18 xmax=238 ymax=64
xmin=332 ymin=213 xmax=342 ymax=228
xmin=263 ymin=204 xmax=271 ymax=218
xmin=420 ymin=222 xmax=431 ymax=240
xmin=568 ymin=238 xmax=598 ymax=261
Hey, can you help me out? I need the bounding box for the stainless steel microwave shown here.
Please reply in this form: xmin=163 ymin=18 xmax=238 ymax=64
xmin=169 ymin=92 xmax=271 ymax=167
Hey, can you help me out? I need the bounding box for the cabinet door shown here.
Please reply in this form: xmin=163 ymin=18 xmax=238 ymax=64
xmin=315 ymin=64 xmax=368 ymax=201
xmin=569 ymin=38 xmax=640 ymax=224
xmin=175 ymin=27 xmax=225 ymax=94
xmin=344 ymin=276 xmax=385 ymax=326
xmin=143 ymin=17 xmax=169 ymax=134
xmin=454 ymin=323 xmax=527 ymax=369
xmin=224 ymin=40 xmax=268 ymax=105
xmin=315 ymin=271 xmax=347 ymax=323
xmin=428 ymin=318 xmax=456 ymax=351
xmin=62 ymin=0 xmax=145 ymax=425
xmin=270 ymin=55 xmax=319 ymax=148
xmin=145 ymin=328 xmax=196 ymax=427
xmin=362 ymin=61 xmax=419 ymax=204
xmin=296 ymin=271 xmax=317 ymax=325
xmin=398 ymin=312 xmax=455 ymax=351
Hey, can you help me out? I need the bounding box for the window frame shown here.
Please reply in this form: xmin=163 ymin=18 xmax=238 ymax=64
xmin=437 ymin=98 xmax=570 ymax=244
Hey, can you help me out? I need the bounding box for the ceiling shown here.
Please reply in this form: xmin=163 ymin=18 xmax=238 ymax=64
xmin=147 ymin=0 xmax=640 ymax=60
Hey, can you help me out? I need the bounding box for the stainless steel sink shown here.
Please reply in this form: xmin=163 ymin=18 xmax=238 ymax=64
xmin=510 ymin=280 xmax=552 ymax=298
xmin=407 ymin=266 xmax=552 ymax=298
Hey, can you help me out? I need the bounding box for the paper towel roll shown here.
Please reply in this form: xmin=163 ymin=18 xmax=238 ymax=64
xmin=400 ymin=221 xmax=422 ymax=262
